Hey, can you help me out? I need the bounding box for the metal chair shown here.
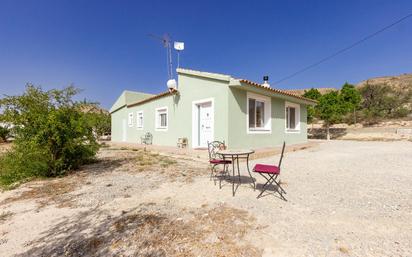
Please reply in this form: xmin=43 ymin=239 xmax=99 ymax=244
xmin=140 ymin=132 xmax=153 ymax=145
xmin=253 ymin=142 xmax=287 ymax=200
xmin=207 ymin=140 xmax=231 ymax=188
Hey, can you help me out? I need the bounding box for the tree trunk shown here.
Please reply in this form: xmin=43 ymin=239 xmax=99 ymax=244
xmin=353 ymin=107 xmax=357 ymax=124
xmin=326 ymin=123 xmax=330 ymax=140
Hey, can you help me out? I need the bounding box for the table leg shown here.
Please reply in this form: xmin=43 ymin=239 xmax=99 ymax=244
xmin=246 ymin=154 xmax=255 ymax=190
xmin=236 ymin=155 xmax=241 ymax=183
xmin=232 ymin=155 xmax=235 ymax=197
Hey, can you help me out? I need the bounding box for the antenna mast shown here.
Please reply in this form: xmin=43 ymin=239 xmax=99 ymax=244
xmin=148 ymin=33 xmax=184 ymax=91
xmin=148 ymin=33 xmax=174 ymax=79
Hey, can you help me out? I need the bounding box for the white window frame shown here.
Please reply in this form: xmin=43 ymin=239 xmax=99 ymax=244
xmin=128 ymin=112 xmax=134 ymax=127
xmin=285 ymin=101 xmax=301 ymax=133
xmin=155 ymin=107 xmax=168 ymax=131
xmin=136 ymin=111 xmax=144 ymax=130
xmin=246 ymin=92 xmax=272 ymax=134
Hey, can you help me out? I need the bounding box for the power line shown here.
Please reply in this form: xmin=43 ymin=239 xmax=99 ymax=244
xmin=274 ymin=12 xmax=412 ymax=85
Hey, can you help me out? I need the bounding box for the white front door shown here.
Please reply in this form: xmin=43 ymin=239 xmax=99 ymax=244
xmin=122 ymin=119 xmax=127 ymax=142
xmin=198 ymin=102 xmax=213 ymax=147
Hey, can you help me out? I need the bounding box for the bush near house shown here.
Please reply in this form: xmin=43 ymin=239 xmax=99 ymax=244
xmin=0 ymin=125 xmax=10 ymax=142
xmin=0 ymin=85 xmax=99 ymax=188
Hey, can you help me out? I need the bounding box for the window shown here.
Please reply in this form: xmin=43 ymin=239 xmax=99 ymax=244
xmin=247 ymin=92 xmax=271 ymax=133
xmin=155 ymin=107 xmax=168 ymax=131
xmin=285 ymin=102 xmax=300 ymax=132
xmin=128 ymin=112 xmax=134 ymax=127
xmin=137 ymin=111 xmax=143 ymax=129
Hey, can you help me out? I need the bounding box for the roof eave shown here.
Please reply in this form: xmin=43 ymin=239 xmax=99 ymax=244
xmin=238 ymin=79 xmax=318 ymax=105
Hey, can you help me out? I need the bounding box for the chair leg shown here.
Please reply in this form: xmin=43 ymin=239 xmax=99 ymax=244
xmin=257 ymin=173 xmax=274 ymax=198
xmin=257 ymin=173 xmax=286 ymax=200
xmin=219 ymin=164 xmax=225 ymax=189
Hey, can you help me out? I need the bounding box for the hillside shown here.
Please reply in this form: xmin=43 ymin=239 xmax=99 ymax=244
xmin=356 ymin=73 xmax=412 ymax=90
xmin=285 ymin=88 xmax=337 ymax=96
xmin=286 ymin=72 xmax=412 ymax=96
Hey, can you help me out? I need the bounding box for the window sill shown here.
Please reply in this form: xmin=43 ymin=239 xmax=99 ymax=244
xmin=285 ymin=129 xmax=301 ymax=134
xmin=247 ymin=128 xmax=272 ymax=134
xmin=155 ymin=127 xmax=168 ymax=131
xmin=137 ymin=127 xmax=144 ymax=130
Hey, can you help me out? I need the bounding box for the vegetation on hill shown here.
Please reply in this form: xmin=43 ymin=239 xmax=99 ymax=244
xmin=302 ymin=73 xmax=412 ymax=139
xmin=0 ymin=85 xmax=100 ymax=188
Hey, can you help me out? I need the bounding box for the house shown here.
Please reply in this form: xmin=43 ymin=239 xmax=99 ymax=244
xmin=110 ymin=68 xmax=317 ymax=149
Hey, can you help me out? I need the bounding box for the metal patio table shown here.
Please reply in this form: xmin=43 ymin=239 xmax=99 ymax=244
xmin=216 ymin=149 xmax=255 ymax=196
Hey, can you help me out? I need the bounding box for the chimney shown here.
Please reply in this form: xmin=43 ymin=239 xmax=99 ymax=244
xmin=262 ymin=76 xmax=270 ymax=88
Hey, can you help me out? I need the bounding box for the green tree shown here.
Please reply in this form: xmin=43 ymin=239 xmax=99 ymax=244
xmin=359 ymin=82 xmax=412 ymax=122
xmin=303 ymin=88 xmax=321 ymax=124
xmin=317 ymin=91 xmax=345 ymax=140
xmin=0 ymin=85 xmax=99 ymax=187
xmin=340 ymin=82 xmax=361 ymax=123
xmin=83 ymin=111 xmax=111 ymax=138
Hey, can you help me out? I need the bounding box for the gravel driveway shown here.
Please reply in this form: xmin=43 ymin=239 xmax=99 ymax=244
xmin=0 ymin=140 xmax=411 ymax=256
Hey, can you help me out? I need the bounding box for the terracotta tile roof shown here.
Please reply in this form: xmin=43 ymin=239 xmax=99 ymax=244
xmin=127 ymin=89 xmax=178 ymax=107
xmin=239 ymin=79 xmax=318 ymax=104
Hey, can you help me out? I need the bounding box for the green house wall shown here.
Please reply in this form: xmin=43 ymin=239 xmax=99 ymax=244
xmin=111 ymin=73 xmax=230 ymax=146
xmin=227 ymin=87 xmax=307 ymax=148
xmin=111 ymin=71 xmax=309 ymax=149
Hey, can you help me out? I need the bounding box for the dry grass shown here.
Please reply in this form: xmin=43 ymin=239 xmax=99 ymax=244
xmin=18 ymin=202 xmax=261 ymax=257
xmin=0 ymin=211 xmax=13 ymax=224
xmin=338 ymin=246 xmax=350 ymax=254
xmin=0 ymin=178 xmax=81 ymax=209
xmin=115 ymin=148 xmax=207 ymax=183
xmin=0 ymin=142 xmax=12 ymax=156
xmin=106 ymin=203 xmax=260 ymax=256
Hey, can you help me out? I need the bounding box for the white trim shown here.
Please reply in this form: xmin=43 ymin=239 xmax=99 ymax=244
xmin=155 ymin=107 xmax=168 ymax=131
xmin=246 ymin=92 xmax=272 ymax=134
xmin=285 ymin=101 xmax=301 ymax=133
xmin=136 ymin=110 xmax=144 ymax=130
xmin=192 ymin=98 xmax=214 ymax=148
xmin=128 ymin=112 xmax=134 ymax=127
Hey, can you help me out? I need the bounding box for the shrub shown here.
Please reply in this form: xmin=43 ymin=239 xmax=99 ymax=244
xmin=0 ymin=126 xmax=10 ymax=142
xmin=0 ymin=85 xmax=99 ymax=187
xmin=359 ymin=82 xmax=412 ymax=121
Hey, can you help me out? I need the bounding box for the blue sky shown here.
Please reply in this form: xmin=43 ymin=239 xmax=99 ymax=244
xmin=0 ymin=0 xmax=411 ymax=109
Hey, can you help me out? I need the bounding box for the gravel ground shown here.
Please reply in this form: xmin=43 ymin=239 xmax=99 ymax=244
xmin=0 ymin=140 xmax=411 ymax=256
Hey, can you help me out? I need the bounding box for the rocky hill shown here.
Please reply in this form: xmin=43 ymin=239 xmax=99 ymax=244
xmin=286 ymin=73 xmax=412 ymax=96
xmin=285 ymin=88 xmax=337 ymax=96
xmin=356 ymin=73 xmax=412 ymax=90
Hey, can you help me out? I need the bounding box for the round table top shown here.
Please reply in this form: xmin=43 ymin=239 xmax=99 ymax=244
xmin=217 ymin=149 xmax=255 ymax=155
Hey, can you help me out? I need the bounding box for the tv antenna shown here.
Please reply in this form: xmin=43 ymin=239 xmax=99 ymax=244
xmin=148 ymin=33 xmax=185 ymax=91
xmin=148 ymin=33 xmax=174 ymax=80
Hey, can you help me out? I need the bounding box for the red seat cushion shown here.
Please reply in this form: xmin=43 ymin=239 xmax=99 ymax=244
xmin=210 ymin=159 xmax=232 ymax=164
xmin=253 ymin=164 xmax=280 ymax=174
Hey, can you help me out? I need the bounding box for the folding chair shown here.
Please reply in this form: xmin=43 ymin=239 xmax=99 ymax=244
xmin=207 ymin=141 xmax=231 ymax=188
xmin=253 ymin=142 xmax=287 ymax=199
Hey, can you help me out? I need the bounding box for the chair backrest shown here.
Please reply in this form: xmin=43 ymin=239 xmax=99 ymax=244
xmin=207 ymin=140 xmax=226 ymax=160
xmin=145 ymin=132 xmax=152 ymax=139
xmin=277 ymin=141 xmax=286 ymax=168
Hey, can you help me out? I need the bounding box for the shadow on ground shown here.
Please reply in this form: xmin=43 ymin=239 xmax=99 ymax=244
xmin=308 ymin=128 xmax=347 ymax=139
xmin=16 ymin=202 xmax=262 ymax=257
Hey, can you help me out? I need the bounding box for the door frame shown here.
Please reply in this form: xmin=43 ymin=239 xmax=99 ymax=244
xmin=192 ymin=98 xmax=214 ymax=148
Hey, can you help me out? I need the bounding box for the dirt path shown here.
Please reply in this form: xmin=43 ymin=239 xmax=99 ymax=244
xmin=1 ymin=141 xmax=411 ymax=256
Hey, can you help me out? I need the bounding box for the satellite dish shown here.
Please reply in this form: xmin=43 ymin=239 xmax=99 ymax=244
xmin=167 ymin=79 xmax=177 ymax=91
xmin=174 ymin=42 xmax=184 ymax=51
